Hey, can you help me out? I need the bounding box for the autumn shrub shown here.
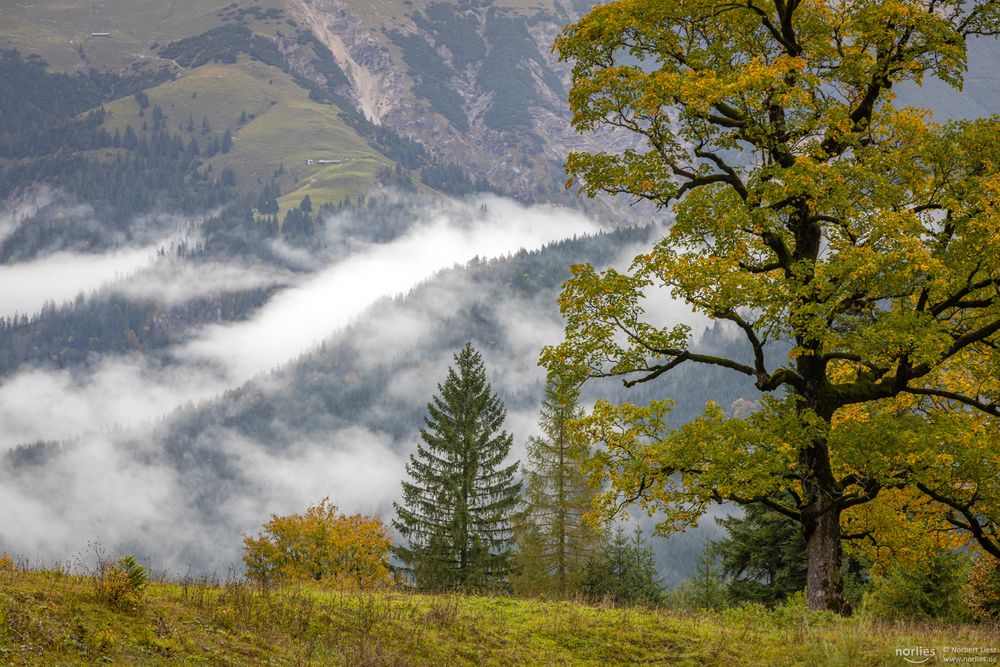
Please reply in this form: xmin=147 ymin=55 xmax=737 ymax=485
xmin=0 ymin=553 xmax=14 ymax=571
xmin=94 ymin=555 xmax=148 ymax=609
xmin=964 ymin=555 xmax=1000 ymax=620
xmin=243 ymin=497 xmax=392 ymax=589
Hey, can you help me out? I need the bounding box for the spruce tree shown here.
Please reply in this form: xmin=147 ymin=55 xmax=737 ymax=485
xmin=709 ymin=502 xmax=808 ymax=607
xmin=582 ymin=525 xmax=663 ymax=606
xmin=393 ymin=343 xmax=520 ymax=591
xmin=256 ymin=182 xmax=279 ymax=215
xmin=513 ymin=378 xmax=600 ymax=597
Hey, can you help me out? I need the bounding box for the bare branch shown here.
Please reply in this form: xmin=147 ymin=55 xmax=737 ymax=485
xmin=916 ymin=481 xmax=1000 ymax=560
xmin=694 ymin=148 xmax=749 ymax=200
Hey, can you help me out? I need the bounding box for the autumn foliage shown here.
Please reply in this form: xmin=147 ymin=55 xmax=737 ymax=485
xmin=94 ymin=555 xmax=148 ymax=610
xmin=546 ymin=0 xmax=1000 ymax=613
xmin=243 ymin=498 xmax=392 ymax=589
xmin=965 ymin=553 xmax=1000 ymax=620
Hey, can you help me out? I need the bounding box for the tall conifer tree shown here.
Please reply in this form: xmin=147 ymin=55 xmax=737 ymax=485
xmin=513 ymin=379 xmax=600 ymax=597
xmin=393 ymin=343 xmax=520 ymax=590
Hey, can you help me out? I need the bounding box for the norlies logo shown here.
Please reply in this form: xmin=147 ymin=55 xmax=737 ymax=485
xmin=896 ymin=646 xmax=936 ymax=664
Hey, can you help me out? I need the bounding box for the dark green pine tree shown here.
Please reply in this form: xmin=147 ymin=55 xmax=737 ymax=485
xmin=710 ymin=501 xmax=808 ymax=607
xmin=513 ymin=378 xmax=601 ymax=598
xmin=256 ymin=182 xmax=280 ymax=215
xmin=393 ymin=343 xmax=521 ymax=591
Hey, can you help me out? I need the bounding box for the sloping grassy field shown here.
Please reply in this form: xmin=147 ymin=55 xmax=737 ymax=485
xmin=0 ymin=0 xmax=555 ymax=72
xmin=98 ymin=56 xmax=393 ymax=210
xmin=1 ymin=568 xmax=997 ymax=666
xmin=3 ymin=1 xmax=399 ymax=210
xmin=0 ymin=0 xmax=288 ymax=71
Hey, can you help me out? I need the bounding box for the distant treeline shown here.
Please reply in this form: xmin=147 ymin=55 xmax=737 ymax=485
xmin=0 ymin=50 xmax=238 ymax=260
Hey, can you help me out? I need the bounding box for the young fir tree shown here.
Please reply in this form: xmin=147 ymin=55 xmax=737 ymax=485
xmin=513 ymin=379 xmax=601 ymax=597
xmin=582 ymin=524 xmax=663 ymax=606
xmin=393 ymin=343 xmax=520 ymax=591
xmin=685 ymin=552 xmax=728 ymax=611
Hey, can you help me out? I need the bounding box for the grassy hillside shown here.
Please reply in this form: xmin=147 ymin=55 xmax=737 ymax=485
xmin=98 ymin=55 xmax=392 ymax=210
xmin=0 ymin=0 xmax=557 ymax=73
xmin=1 ymin=1 xmax=399 ymax=210
xmin=1 ymin=0 xmax=583 ymax=208
xmin=1 ymin=568 xmax=997 ymax=666
xmin=0 ymin=0 xmax=288 ymax=72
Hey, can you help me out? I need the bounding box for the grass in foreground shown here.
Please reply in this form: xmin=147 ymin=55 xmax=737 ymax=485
xmin=1 ymin=567 xmax=997 ymax=666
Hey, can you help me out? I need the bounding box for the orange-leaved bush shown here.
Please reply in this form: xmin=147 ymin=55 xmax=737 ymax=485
xmin=965 ymin=552 xmax=1000 ymax=620
xmin=243 ymin=497 xmax=392 ymax=588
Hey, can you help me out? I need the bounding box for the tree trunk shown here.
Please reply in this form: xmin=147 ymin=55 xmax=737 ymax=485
xmin=557 ymin=435 xmax=566 ymax=597
xmin=797 ymin=396 xmax=849 ymax=615
xmin=803 ymin=504 xmax=847 ymax=614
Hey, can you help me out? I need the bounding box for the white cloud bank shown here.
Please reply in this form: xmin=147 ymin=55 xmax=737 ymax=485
xmin=180 ymin=196 xmax=601 ymax=380
xmin=111 ymin=259 xmax=293 ymax=306
xmin=0 ymin=246 xmax=162 ymax=318
xmin=0 ymin=196 xmax=599 ymax=448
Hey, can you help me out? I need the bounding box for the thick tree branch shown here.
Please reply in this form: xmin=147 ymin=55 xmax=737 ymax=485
xmin=739 ymin=260 xmax=784 ymax=274
xmin=720 ymin=491 xmax=804 ymax=520
xmin=841 ymin=530 xmax=874 ymax=541
xmin=741 ymin=0 xmax=800 ymax=55
xmin=694 ymin=148 xmax=749 ymax=200
xmin=819 ymin=27 xmax=914 ymax=157
xmin=943 ymin=317 xmax=1000 ymax=361
xmin=902 ymin=387 xmax=1000 ymax=417
xmin=715 ymin=309 xmax=768 ymax=376
xmin=709 ymin=309 xmax=806 ymax=391
xmin=929 ymin=277 xmax=998 ymax=318
xmin=761 ymin=231 xmax=794 ymax=273
xmin=621 ymin=349 xmax=757 ymax=388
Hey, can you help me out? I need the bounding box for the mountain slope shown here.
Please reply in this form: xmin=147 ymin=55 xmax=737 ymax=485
xmin=0 ymin=0 xmax=290 ymax=71
xmin=6 ymin=0 xmax=1000 ymax=220
xmin=289 ymin=0 xmax=601 ymax=202
xmin=97 ymin=55 xmax=394 ymax=210
xmin=0 ymin=0 xmax=618 ymax=215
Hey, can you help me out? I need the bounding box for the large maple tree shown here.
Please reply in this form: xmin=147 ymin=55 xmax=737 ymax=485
xmin=544 ymin=0 xmax=1000 ymax=612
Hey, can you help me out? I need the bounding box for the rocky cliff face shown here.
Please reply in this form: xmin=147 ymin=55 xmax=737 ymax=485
xmin=293 ymin=0 xmax=406 ymax=125
xmin=285 ymin=0 xmax=633 ymax=212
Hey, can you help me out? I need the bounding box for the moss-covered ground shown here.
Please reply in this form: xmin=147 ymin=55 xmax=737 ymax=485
xmin=2 ymin=567 xmax=998 ymax=665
